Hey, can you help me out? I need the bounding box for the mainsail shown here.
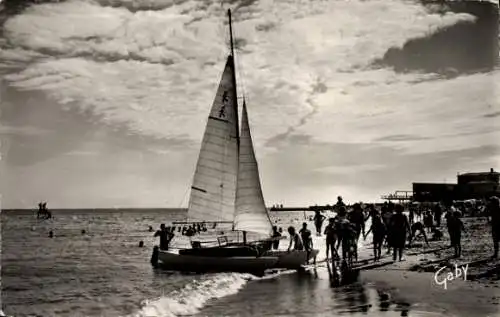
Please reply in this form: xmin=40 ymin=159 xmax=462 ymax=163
xmin=234 ymin=101 xmax=273 ymax=236
xmin=187 ymin=56 xmax=239 ymax=223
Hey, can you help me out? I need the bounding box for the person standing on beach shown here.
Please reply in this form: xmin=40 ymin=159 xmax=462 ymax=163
xmin=348 ymin=203 xmax=365 ymax=242
xmin=313 ymin=210 xmax=326 ymax=236
xmin=444 ymin=203 xmax=457 ymax=247
xmin=364 ymin=212 xmax=386 ymax=262
xmin=287 ymin=226 xmax=304 ymax=252
xmin=486 ymin=196 xmax=500 ymax=259
xmin=382 ymin=204 xmax=394 ymax=253
xmin=388 ymin=204 xmax=411 ymax=261
xmin=433 ymin=203 xmax=443 ymax=227
xmin=447 ymin=211 xmax=465 ymax=258
xmin=334 ymin=196 xmax=346 ymax=212
xmin=423 ymin=210 xmax=434 ymax=233
xmin=336 ymin=207 xmax=357 ymax=265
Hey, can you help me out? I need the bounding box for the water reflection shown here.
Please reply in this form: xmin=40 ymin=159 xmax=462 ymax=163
xmin=325 ymin=261 xmax=411 ymax=316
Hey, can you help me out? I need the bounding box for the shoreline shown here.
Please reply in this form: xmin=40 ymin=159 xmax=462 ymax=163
xmin=349 ymin=216 xmax=500 ymax=317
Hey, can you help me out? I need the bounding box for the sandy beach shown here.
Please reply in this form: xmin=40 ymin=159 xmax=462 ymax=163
xmin=355 ymin=216 xmax=500 ymax=317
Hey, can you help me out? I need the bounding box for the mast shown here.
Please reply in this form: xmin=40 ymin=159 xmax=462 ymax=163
xmin=227 ymin=9 xmax=239 ymax=148
xmin=228 ymin=9 xmax=235 ymax=59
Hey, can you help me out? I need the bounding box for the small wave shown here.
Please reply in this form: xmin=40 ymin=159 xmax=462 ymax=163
xmin=130 ymin=272 xmax=253 ymax=317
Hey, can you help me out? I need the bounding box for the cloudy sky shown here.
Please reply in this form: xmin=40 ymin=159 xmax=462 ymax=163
xmin=1 ymin=0 xmax=499 ymax=209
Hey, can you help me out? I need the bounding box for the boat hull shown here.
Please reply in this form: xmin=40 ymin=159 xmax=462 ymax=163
xmin=265 ymin=249 xmax=319 ymax=269
xmin=155 ymin=247 xmax=319 ymax=274
xmin=157 ymin=250 xmax=278 ymax=275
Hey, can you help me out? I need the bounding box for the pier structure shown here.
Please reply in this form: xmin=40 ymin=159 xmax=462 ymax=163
xmin=380 ymin=190 xmax=414 ymax=203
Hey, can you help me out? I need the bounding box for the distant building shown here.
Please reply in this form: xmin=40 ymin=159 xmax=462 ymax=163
xmin=412 ymin=168 xmax=500 ymax=202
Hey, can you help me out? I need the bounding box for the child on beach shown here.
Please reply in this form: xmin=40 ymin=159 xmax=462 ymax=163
xmin=447 ymin=211 xmax=465 ymax=258
xmin=408 ymin=221 xmax=429 ymax=247
xmin=364 ymin=212 xmax=386 ymax=262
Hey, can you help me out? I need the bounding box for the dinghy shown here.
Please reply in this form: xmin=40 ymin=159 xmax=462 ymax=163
xmin=154 ymin=9 xmax=318 ymax=274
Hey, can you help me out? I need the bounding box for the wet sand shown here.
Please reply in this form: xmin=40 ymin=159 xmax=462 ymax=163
xmin=358 ymin=216 xmax=500 ymax=317
xmin=195 ymin=214 xmax=500 ymax=316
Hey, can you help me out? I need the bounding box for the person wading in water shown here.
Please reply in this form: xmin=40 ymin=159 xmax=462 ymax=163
xmin=388 ymin=204 xmax=411 ymax=262
xmin=299 ymin=223 xmax=313 ymax=263
xmin=348 ymin=203 xmax=366 ymax=242
xmin=154 ymin=224 xmax=174 ymax=250
xmin=313 ymin=210 xmax=326 ymax=236
xmin=324 ymin=217 xmax=339 ymax=261
xmin=335 ymin=207 xmax=357 ymax=266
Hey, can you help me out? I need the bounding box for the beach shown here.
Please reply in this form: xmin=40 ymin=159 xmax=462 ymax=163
xmin=2 ymin=209 xmax=500 ymax=317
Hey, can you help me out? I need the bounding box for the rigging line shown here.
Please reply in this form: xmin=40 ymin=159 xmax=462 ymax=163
xmin=231 ymin=16 xmax=247 ymax=102
xmin=178 ymin=184 xmax=191 ymax=209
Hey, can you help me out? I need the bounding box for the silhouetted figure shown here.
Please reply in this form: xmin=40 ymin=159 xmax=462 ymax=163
xmin=433 ymin=203 xmax=443 ymax=227
xmin=299 ymin=223 xmax=313 ymax=263
xmin=430 ymin=228 xmax=443 ymax=241
xmin=151 ymin=245 xmax=159 ymax=268
xmin=287 ymin=226 xmax=304 ymax=251
xmin=447 ymin=211 xmax=465 ymax=258
xmin=139 ymin=241 xmax=144 ymax=248
xmin=313 ymin=210 xmax=326 ymax=236
xmin=148 ymin=226 xmax=154 ymax=232
xmin=348 ymin=203 xmax=365 ymax=241
xmin=48 ymin=230 xmax=54 ymax=238
xmin=486 ymin=197 xmax=500 ymax=259
xmin=408 ymin=221 xmax=429 ymax=247
xmin=271 ymin=226 xmax=281 ymax=250
xmin=388 ymin=205 xmax=411 ymax=262
xmin=364 ymin=212 xmax=386 ymax=261
xmin=423 ymin=210 xmax=434 ymax=233
xmin=154 ymin=224 xmax=174 ymax=250
xmin=81 ymin=229 xmax=86 ymax=235
xmin=324 ymin=217 xmax=339 ymax=260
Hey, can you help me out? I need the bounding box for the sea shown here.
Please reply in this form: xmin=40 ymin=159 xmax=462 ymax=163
xmin=1 ymin=208 xmax=424 ymax=317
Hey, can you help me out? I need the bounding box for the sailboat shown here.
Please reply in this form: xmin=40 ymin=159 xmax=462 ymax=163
xmin=155 ymin=9 xmax=318 ymax=274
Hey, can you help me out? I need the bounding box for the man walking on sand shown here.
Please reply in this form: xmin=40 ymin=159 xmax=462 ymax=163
xmin=487 ymin=196 xmax=500 ymax=259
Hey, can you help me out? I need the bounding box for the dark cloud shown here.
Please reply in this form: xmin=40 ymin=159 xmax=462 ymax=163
xmin=375 ymin=1 xmax=498 ymax=75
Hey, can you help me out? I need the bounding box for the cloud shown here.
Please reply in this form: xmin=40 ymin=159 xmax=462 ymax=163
xmin=0 ymin=0 xmax=481 ymax=150
xmin=1 ymin=0 xmax=498 ymax=207
xmin=0 ymin=124 xmax=51 ymax=136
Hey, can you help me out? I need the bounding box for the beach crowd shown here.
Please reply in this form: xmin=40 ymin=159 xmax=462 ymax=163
xmin=284 ymin=196 xmax=500 ymax=268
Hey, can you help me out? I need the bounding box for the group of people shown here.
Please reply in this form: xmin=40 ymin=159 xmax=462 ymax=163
xmin=37 ymin=202 xmax=52 ymax=219
xmin=313 ymin=195 xmax=500 ymax=265
xmin=151 ymin=195 xmax=500 ymax=265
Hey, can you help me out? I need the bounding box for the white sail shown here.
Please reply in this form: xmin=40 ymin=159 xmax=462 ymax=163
xmin=187 ymin=56 xmax=239 ymax=223
xmin=234 ymin=101 xmax=273 ymax=236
